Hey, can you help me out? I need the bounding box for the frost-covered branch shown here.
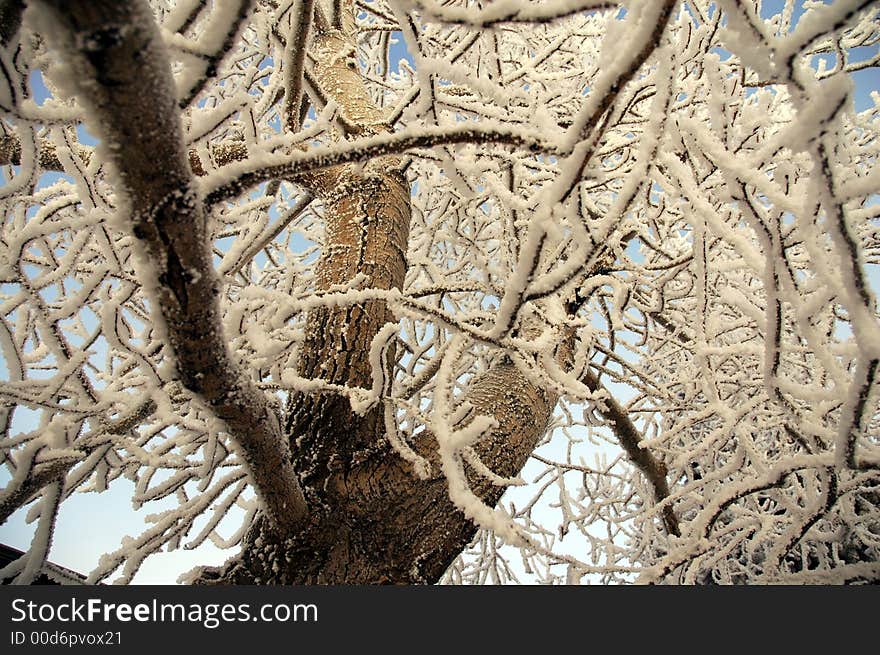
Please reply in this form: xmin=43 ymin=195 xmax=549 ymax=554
xmin=281 ymin=0 xmax=314 ymax=133
xmin=204 ymin=124 xmax=551 ymax=206
xmin=31 ymin=0 xmax=308 ymax=534
xmin=583 ymin=370 xmax=679 ymax=537
xmin=402 ymin=0 xmax=618 ymax=27
xmin=0 ymin=0 xmax=24 ymax=47
xmin=177 ymin=0 xmax=255 ymax=108
xmin=0 ymin=396 xmax=155 ymax=524
xmin=3 ymin=0 xmax=878 ymax=585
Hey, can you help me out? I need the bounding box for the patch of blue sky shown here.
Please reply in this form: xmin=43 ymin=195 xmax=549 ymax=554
xmin=76 ymin=123 xmax=98 ymax=147
xmin=0 ymin=468 xmax=240 ymax=583
xmin=758 ymin=0 xmax=801 ymax=24
xmin=388 ymin=31 xmax=416 ymax=74
xmin=27 ymin=70 xmax=50 ymax=106
xmin=709 ymin=46 xmax=733 ymax=61
xmin=268 ymin=112 xmax=282 ymax=133
xmin=850 ymin=66 xmax=879 ymax=112
xmin=624 ymin=235 xmax=644 ymax=263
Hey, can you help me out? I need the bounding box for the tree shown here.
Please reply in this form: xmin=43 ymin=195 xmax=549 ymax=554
xmin=0 ymin=0 xmax=877 ymax=585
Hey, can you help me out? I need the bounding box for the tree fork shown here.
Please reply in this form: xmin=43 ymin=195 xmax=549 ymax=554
xmin=195 ymin=4 xmax=571 ymax=583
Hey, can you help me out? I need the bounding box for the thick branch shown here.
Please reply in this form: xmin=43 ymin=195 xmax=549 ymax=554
xmin=407 ymin=0 xmax=618 ymax=26
xmin=204 ymin=124 xmax=550 ymax=207
xmin=187 ymin=140 xmax=248 ymax=176
xmin=0 ymin=0 xmax=24 ymax=47
xmin=197 ymin=356 xmax=562 ymax=584
xmin=197 ymin=2 xmax=636 ymax=585
xmin=35 ymin=0 xmax=308 ymax=534
xmin=281 ymin=0 xmax=315 ymax=132
xmin=283 ymin=21 xmax=413 ymax=495
xmin=584 ymin=370 xmax=680 ymax=536
xmin=0 ymin=132 xmax=241 ymax=176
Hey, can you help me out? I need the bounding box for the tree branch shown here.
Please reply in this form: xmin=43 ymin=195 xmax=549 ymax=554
xmin=405 ymin=0 xmax=618 ymax=27
xmin=178 ymin=0 xmax=255 ymax=109
xmin=203 ymin=124 xmax=550 ymax=207
xmin=0 ymin=0 xmax=24 ymax=48
xmin=0 ymin=133 xmax=91 ymax=169
xmin=34 ymin=0 xmax=308 ymax=534
xmin=222 ymin=190 xmax=315 ymax=278
xmin=0 ymin=132 xmax=243 ymax=177
xmin=0 ymin=397 xmax=156 ymax=525
xmin=583 ymin=370 xmax=680 ymax=537
xmin=281 ymin=0 xmax=315 ymax=133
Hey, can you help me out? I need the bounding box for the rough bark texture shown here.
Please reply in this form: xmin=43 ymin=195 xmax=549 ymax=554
xmin=0 ymin=132 xmax=239 ymax=176
xmin=198 ymin=360 xmax=556 ymax=584
xmin=35 ymin=0 xmax=308 ymax=533
xmin=194 ymin=14 xmax=563 ymax=584
xmin=0 ymin=0 xmax=24 ymax=47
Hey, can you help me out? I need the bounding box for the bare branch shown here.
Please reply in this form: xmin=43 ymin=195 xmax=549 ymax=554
xmin=34 ymin=0 xmax=308 ymax=534
xmin=583 ymin=370 xmax=680 ymax=537
xmin=281 ymin=0 xmax=315 ymax=133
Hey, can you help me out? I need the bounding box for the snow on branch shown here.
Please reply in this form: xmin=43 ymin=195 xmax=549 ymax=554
xmin=29 ymin=0 xmax=308 ymax=534
xmin=400 ymin=0 xmax=618 ymax=27
xmin=2 ymin=0 xmax=878 ymax=584
xmin=202 ymin=123 xmax=553 ymax=206
xmin=280 ymin=0 xmax=315 ymax=133
xmin=176 ymin=0 xmax=255 ymax=108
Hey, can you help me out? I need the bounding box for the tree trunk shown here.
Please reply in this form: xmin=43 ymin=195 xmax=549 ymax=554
xmin=198 ymin=359 xmax=556 ymax=584
xmin=193 ymin=12 xmax=561 ymax=584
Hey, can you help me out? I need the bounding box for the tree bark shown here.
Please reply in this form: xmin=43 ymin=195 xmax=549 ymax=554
xmin=198 ymin=359 xmax=557 ymax=584
xmin=195 ymin=9 xmax=563 ymax=584
xmin=34 ymin=0 xmax=308 ymax=534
